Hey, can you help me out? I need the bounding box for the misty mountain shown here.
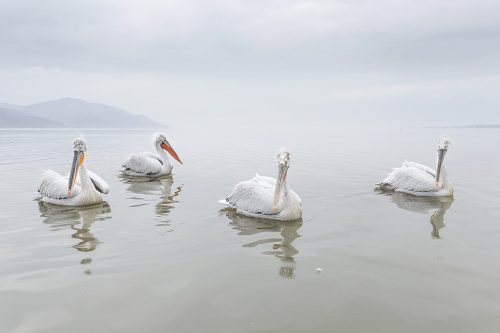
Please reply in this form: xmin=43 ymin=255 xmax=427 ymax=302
xmin=0 ymin=107 xmax=64 ymax=128
xmin=0 ymin=98 xmax=164 ymax=128
xmin=0 ymin=103 xmax=23 ymax=110
xmin=19 ymin=98 xmax=163 ymax=128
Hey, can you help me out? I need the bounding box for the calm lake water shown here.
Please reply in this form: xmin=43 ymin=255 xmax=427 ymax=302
xmin=0 ymin=126 xmax=499 ymax=333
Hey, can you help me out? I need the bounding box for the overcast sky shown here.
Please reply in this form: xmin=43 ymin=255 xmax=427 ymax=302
xmin=0 ymin=0 xmax=499 ymax=127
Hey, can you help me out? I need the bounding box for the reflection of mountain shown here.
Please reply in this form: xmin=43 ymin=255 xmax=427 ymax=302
xmin=120 ymin=175 xmax=182 ymax=226
xmin=38 ymin=201 xmax=111 ymax=252
xmin=220 ymin=208 xmax=302 ymax=279
xmin=377 ymin=190 xmax=454 ymax=239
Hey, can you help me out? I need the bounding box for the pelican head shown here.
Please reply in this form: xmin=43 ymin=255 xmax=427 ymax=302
xmin=435 ymin=137 xmax=451 ymax=185
xmin=153 ymin=133 xmax=182 ymax=164
xmin=273 ymin=149 xmax=290 ymax=212
xmin=68 ymin=137 xmax=87 ymax=195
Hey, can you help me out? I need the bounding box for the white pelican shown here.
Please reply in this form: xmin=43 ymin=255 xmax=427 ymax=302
xmin=219 ymin=149 xmax=302 ymax=221
xmin=377 ymin=137 xmax=453 ymax=197
xmin=38 ymin=137 xmax=109 ymax=206
xmin=121 ymin=133 xmax=182 ymax=177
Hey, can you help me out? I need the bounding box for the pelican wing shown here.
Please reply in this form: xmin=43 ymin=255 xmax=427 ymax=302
xmin=87 ymin=170 xmax=110 ymax=194
xmin=222 ymin=175 xmax=276 ymax=215
xmin=38 ymin=170 xmax=80 ymax=200
xmin=402 ymin=161 xmax=436 ymax=177
xmin=254 ymin=173 xmax=276 ymax=185
xmin=379 ymin=164 xmax=437 ymax=193
xmin=142 ymin=152 xmax=163 ymax=164
xmin=122 ymin=152 xmax=163 ymax=175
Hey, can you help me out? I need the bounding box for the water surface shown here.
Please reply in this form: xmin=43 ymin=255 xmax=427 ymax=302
xmin=0 ymin=126 xmax=499 ymax=333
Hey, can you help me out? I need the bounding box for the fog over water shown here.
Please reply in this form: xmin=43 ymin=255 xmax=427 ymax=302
xmin=1 ymin=0 xmax=499 ymax=127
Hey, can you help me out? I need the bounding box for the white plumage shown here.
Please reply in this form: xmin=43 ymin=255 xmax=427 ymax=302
xmin=381 ymin=161 xmax=437 ymax=193
xmin=39 ymin=170 xmax=81 ymax=200
xmin=38 ymin=137 xmax=109 ymax=206
xmin=377 ymin=137 xmax=453 ymax=197
xmin=219 ymin=149 xmax=302 ymax=221
xmin=122 ymin=152 xmax=166 ymax=176
xmin=223 ymin=174 xmax=279 ymax=216
xmin=121 ymin=133 xmax=182 ymax=177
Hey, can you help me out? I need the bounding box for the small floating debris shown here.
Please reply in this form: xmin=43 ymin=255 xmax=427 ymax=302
xmin=316 ymin=268 xmax=323 ymax=273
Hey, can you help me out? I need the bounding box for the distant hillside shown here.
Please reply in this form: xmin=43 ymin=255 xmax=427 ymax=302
xmin=0 ymin=107 xmax=64 ymax=128
xmin=462 ymin=124 xmax=500 ymax=128
xmin=0 ymin=103 xmax=23 ymax=110
xmin=0 ymin=97 xmax=164 ymax=128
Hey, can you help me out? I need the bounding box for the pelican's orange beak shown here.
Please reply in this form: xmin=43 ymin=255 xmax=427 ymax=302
xmin=68 ymin=151 xmax=84 ymax=196
xmin=161 ymin=143 xmax=183 ymax=164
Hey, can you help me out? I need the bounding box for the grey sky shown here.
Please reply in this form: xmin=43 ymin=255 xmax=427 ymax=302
xmin=1 ymin=0 xmax=499 ymax=126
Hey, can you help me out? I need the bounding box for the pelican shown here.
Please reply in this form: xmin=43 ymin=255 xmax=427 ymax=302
xmin=219 ymin=149 xmax=302 ymax=221
xmin=38 ymin=137 xmax=109 ymax=206
xmin=121 ymin=133 xmax=182 ymax=177
xmin=377 ymin=137 xmax=453 ymax=197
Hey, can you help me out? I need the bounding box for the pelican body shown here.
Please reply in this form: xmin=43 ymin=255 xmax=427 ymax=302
xmin=377 ymin=137 xmax=453 ymax=197
xmin=219 ymin=149 xmax=302 ymax=221
xmin=121 ymin=133 xmax=182 ymax=177
xmin=38 ymin=137 xmax=109 ymax=206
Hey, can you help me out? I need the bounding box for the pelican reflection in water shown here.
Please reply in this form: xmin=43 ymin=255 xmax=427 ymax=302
xmin=377 ymin=190 xmax=454 ymax=238
xmin=120 ymin=175 xmax=182 ymax=227
xmin=38 ymin=201 xmax=111 ymax=252
xmin=220 ymin=208 xmax=302 ymax=279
